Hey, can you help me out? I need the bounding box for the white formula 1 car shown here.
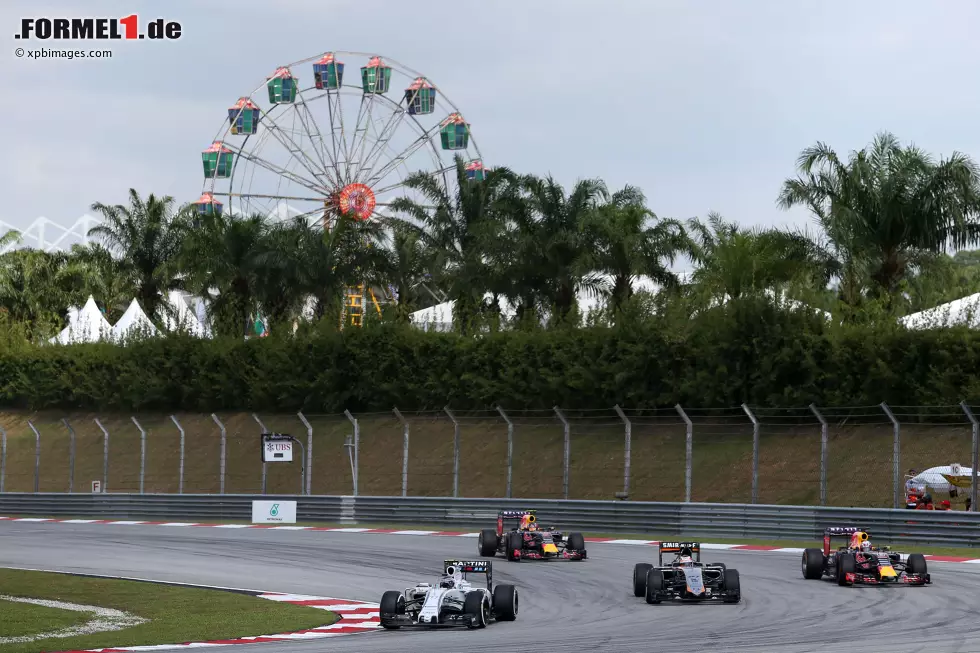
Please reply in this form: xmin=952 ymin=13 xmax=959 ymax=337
xmin=379 ymin=559 xmax=518 ymax=629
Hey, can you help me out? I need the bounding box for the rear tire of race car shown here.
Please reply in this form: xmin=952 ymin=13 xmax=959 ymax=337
xmin=506 ymin=531 xmax=522 ymax=561
xmin=567 ymin=532 xmax=586 ymax=558
xmin=802 ymin=548 xmax=825 ymax=580
xmin=633 ymin=563 xmax=653 ymax=597
xmin=645 ymin=569 xmax=664 ymax=604
xmin=836 ymin=553 xmax=855 ymax=586
xmin=722 ymin=569 xmax=741 ymax=603
xmin=380 ymin=590 xmax=404 ymax=629
xmin=479 ymin=529 xmax=499 ymax=557
xmin=493 ymin=583 xmax=518 ymax=621
xmin=463 ymin=591 xmax=489 ymax=628
xmin=907 ymin=553 xmax=928 ymax=576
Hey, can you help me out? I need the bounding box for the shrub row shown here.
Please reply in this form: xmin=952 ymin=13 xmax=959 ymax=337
xmin=2 ymin=299 xmax=980 ymax=412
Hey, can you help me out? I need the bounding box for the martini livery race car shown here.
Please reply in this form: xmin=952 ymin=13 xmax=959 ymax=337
xmin=379 ymin=559 xmax=518 ymax=629
xmin=802 ymin=526 xmax=930 ymax=586
xmin=632 ymin=541 xmax=741 ymax=604
xmin=477 ymin=509 xmax=587 ymax=561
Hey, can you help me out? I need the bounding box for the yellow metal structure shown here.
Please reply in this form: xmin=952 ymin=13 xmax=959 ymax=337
xmin=339 ymin=283 xmax=384 ymax=329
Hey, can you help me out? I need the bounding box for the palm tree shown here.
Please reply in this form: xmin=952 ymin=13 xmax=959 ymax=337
xmin=88 ymin=189 xmax=189 ymax=318
xmin=521 ymin=175 xmax=609 ymax=326
xmin=586 ymin=185 xmax=690 ymax=314
xmin=381 ymin=220 xmax=436 ymax=323
xmin=0 ymin=248 xmax=71 ymax=337
xmin=389 ymin=155 xmax=517 ymax=335
xmin=777 ymin=131 xmax=980 ymax=300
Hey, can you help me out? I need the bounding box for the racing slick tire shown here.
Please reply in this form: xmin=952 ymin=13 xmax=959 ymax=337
xmin=492 ymin=583 xmax=519 ymax=621
xmin=722 ymin=569 xmax=741 ymax=603
xmin=836 ymin=553 xmax=855 ymax=586
xmin=633 ymin=563 xmax=653 ymax=597
xmin=380 ymin=590 xmax=405 ymax=629
xmin=566 ymin=532 xmax=586 ymax=558
xmin=907 ymin=553 xmax=928 ymax=576
xmin=505 ymin=531 xmax=523 ymax=561
xmin=463 ymin=591 xmax=490 ymax=628
xmin=645 ymin=568 xmax=664 ymax=604
xmin=479 ymin=529 xmax=499 ymax=557
xmin=802 ymin=548 xmax=825 ymax=580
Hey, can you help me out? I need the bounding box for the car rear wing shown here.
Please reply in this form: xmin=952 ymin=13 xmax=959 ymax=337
xmin=658 ymin=541 xmax=701 ymax=565
xmin=496 ymin=509 xmax=537 ymax=536
xmin=444 ymin=559 xmax=492 ymax=589
xmin=823 ymin=526 xmax=869 ymax=556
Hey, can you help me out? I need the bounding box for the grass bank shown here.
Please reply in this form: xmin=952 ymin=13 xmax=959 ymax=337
xmin=0 ymin=568 xmax=336 ymax=653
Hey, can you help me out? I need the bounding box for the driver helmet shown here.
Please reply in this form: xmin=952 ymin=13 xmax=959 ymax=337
xmin=678 ymin=547 xmax=694 ymax=564
xmin=849 ymin=531 xmax=869 ymax=550
xmin=439 ymin=577 xmax=454 ymax=589
xmin=520 ymin=514 xmax=536 ymax=531
xmin=860 ymin=540 xmax=872 ymax=552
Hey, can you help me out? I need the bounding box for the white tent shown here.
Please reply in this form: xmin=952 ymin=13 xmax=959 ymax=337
xmin=900 ymin=293 xmax=980 ymax=329
xmin=110 ymin=298 xmax=159 ymax=342
xmin=159 ymin=290 xmax=208 ymax=337
xmin=49 ymin=295 xmax=112 ymax=344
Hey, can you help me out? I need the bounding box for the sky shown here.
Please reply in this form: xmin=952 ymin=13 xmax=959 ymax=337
xmin=3 ymin=0 xmax=980 ymax=252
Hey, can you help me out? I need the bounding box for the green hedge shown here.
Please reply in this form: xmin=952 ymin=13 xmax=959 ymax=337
xmin=2 ymin=299 xmax=980 ymax=411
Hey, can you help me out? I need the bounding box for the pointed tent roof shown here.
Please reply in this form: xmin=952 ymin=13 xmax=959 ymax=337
xmin=159 ymin=290 xmax=207 ymax=337
xmin=50 ymin=295 xmax=112 ymax=344
xmin=110 ymin=298 xmax=160 ymax=341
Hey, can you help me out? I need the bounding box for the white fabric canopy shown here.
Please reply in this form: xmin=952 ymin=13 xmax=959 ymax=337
xmin=110 ymin=298 xmax=159 ymax=341
xmin=49 ymin=295 xmax=112 ymax=344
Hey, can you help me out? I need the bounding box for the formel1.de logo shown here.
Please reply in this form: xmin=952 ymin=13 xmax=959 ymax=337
xmin=15 ymin=15 xmax=182 ymax=40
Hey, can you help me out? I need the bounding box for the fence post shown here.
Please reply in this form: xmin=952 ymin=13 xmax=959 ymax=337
xmin=613 ymin=405 xmax=631 ymax=497
xmin=881 ymin=402 xmax=901 ymax=509
xmin=61 ymin=419 xmax=76 ymax=493
xmin=393 ymin=408 xmax=410 ymax=497
xmin=444 ymin=406 xmax=460 ymax=498
xmin=809 ymin=404 xmax=829 ymax=506
xmin=343 ymin=410 xmax=359 ymax=496
xmin=554 ymin=406 xmax=570 ymax=500
xmin=94 ymin=418 xmax=109 ymax=492
xmin=130 ymin=417 xmax=146 ymax=494
xmin=741 ymin=404 xmax=760 ymax=504
xmin=675 ymin=405 xmax=693 ymax=502
xmin=0 ymin=425 xmax=6 ymax=493
xmin=27 ymin=421 xmax=40 ymax=493
xmin=297 ymin=412 xmax=313 ymax=496
xmin=252 ymin=413 xmax=269 ymax=494
xmin=961 ymin=401 xmax=979 ymax=512
xmin=210 ymin=414 xmax=226 ymax=495
xmin=496 ymin=406 xmax=514 ymax=498
xmin=170 ymin=416 xmax=185 ymax=494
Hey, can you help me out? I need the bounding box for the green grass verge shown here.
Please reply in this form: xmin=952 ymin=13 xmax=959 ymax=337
xmin=0 ymin=597 xmax=90 ymax=639
xmin=0 ymin=568 xmax=337 ymax=653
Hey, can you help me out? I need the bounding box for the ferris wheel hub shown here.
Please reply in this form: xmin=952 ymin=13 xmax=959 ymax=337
xmin=334 ymin=183 xmax=376 ymax=221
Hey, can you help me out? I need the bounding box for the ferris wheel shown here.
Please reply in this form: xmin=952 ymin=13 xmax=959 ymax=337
xmin=195 ymin=51 xmax=485 ymax=226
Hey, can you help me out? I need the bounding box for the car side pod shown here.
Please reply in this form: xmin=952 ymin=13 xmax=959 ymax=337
xmin=802 ymin=548 xmax=825 ymax=580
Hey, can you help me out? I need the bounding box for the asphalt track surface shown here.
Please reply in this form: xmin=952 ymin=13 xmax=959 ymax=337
xmin=2 ymin=522 xmax=980 ymax=653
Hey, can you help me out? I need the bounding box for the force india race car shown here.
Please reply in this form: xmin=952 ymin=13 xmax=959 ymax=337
xmin=802 ymin=526 xmax=930 ymax=586
xmin=478 ymin=509 xmax=587 ymax=561
xmin=379 ymin=559 xmax=518 ymax=629
xmin=632 ymin=541 xmax=741 ymax=604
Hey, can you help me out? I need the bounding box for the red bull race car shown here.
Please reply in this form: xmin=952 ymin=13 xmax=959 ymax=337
xmin=801 ymin=526 xmax=930 ymax=586
xmin=477 ymin=509 xmax=586 ymax=561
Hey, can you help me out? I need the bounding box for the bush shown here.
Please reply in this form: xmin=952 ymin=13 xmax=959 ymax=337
xmin=2 ymin=298 xmax=980 ymax=411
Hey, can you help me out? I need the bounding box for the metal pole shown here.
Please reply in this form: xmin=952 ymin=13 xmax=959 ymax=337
xmin=0 ymin=425 xmax=6 ymax=493
xmin=881 ymin=402 xmax=901 ymax=510
xmin=130 ymin=417 xmax=146 ymax=494
xmin=297 ymin=412 xmax=313 ymax=496
xmin=496 ymin=406 xmax=514 ymax=498
xmin=809 ymin=404 xmax=829 ymax=506
xmin=252 ymin=413 xmax=269 ymax=494
xmin=171 ymin=416 xmax=185 ymax=494
xmin=676 ymin=404 xmax=693 ymax=502
xmin=393 ymin=408 xmax=410 ymax=497
xmin=961 ymin=402 xmax=979 ymax=512
xmin=554 ymin=406 xmax=570 ymax=500
xmin=62 ymin=419 xmax=76 ymax=493
xmin=27 ymin=421 xmax=40 ymax=493
xmin=613 ymin=405 xmax=632 ymax=497
xmin=211 ymin=413 xmax=226 ymax=495
xmin=94 ymin=418 xmax=109 ymax=492
xmin=742 ymin=404 xmax=760 ymax=504
xmin=444 ymin=406 xmax=460 ymax=498
xmin=344 ymin=410 xmax=359 ymax=496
